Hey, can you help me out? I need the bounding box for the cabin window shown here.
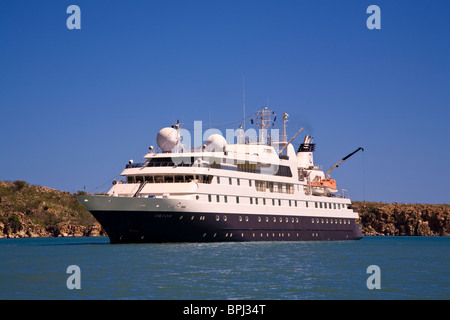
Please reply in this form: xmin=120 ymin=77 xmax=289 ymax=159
xmin=263 ymin=198 xmax=266 ymax=205
xmin=289 ymin=200 xmax=292 ymax=207
xmin=315 ymin=202 xmax=318 ymax=208
xmin=272 ymin=199 xmax=275 ymax=206
xmin=237 ymin=178 xmax=240 ymax=186
xmin=127 ymin=176 xmax=134 ymax=183
xmin=224 ymin=195 xmax=228 ymax=203
xmin=174 ymin=175 xmax=184 ymax=183
xmin=229 ymin=178 xmax=232 ymax=185
xmin=154 ymin=176 xmax=163 ymax=183
xmin=249 ymin=180 xmax=252 ymax=187
xmin=250 ymin=197 xmax=253 ymax=205
xmin=217 ymin=176 xmax=220 ymax=184
xmin=278 ymin=199 xmax=281 ymax=206
xmin=278 ymin=183 xmax=283 ymax=193
xmin=216 ymin=195 xmax=220 ymax=202
xmin=164 ymin=176 xmax=173 ymax=183
xmin=208 ymin=195 xmax=212 ymax=202
xmin=136 ymin=176 xmax=144 ymax=183
xmin=236 ymin=196 xmax=239 ymax=204
xmin=320 ymin=202 xmax=323 ymax=209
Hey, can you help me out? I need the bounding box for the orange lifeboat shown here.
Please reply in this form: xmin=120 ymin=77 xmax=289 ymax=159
xmin=310 ymin=177 xmax=338 ymax=194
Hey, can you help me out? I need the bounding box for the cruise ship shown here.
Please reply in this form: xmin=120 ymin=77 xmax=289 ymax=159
xmin=78 ymin=107 xmax=363 ymax=243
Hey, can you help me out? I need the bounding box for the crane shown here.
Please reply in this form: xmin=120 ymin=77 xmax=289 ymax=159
xmin=325 ymin=147 xmax=364 ymax=179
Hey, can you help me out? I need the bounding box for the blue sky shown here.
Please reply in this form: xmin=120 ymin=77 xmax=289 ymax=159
xmin=1 ymin=0 xmax=449 ymax=204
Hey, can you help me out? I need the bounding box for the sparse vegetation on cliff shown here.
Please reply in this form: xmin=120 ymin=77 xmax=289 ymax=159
xmin=0 ymin=180 xmax=105 ymax=238
xmin=354 ymin=201 xmax=450 ymax=236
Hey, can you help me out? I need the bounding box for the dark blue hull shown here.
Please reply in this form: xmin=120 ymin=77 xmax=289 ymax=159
xmin=90 ymin=210 xmax=363 ymax=243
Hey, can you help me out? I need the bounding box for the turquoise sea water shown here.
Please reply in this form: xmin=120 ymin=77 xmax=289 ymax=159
xmin=0 ymin=237 xmax=448 ymax=300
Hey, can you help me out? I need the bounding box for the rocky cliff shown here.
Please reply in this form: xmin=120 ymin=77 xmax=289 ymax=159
xmin=0 ymin=180 xmax=105 ymax=238
xmin=0 ymin=180 xmax=448 ymax=238
xmin=353 ymin=201 xmax=450 ymax=236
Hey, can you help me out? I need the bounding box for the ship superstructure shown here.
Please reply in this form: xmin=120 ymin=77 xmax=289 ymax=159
xmin=78 ymin=107 xmax=363 ymax=243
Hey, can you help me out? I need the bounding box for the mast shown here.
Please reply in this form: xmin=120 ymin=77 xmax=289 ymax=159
xmin=254 ymin=107 xmax=276 ymax=145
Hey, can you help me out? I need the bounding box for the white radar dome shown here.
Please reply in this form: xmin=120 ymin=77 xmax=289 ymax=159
xmin=205 ymin=134 xmax=227 ymax=152
xmin=157 ymin=127 xmax=180 ymax=152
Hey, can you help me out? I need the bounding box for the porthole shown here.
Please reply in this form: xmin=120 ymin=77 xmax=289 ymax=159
xmin=223 ymin=215 xmax=227 ymax=222
xmin=245 ymin=216 xmax=249 ymax=222
xmin=216 ymin=215 xmax=220 ymax=221
xmin=265 ymin=217 xmax=269 ymax=222
xmin=273 ymin=217 xmax=277 ymax=222
xmin=312 ymin=218 xmax=315 ymax=223
xmin=239 ymin=216 xmax=243 ymax=222
xmin=296 ymin=218 xmax=299 ymax=223
xmin=258 ymin=216 xmax=262 ymax=222
xmin=196 ymin=195 xmax=199 ymax=200
xmin=179 ymin=215 xmax=184 ymax=220
xmin=279 ymin=217 xmax=282 ymax=222
xmin=285 ymin=217 xmax=289 ymax=223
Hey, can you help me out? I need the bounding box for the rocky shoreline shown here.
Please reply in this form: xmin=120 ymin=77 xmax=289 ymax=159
xmin=0 ymin=181 xmax=105 ymax=239
xmin=353 ymin=201 xmax=449 ymax=237
xmin=1 ymin=180 xmax=449 ymax=239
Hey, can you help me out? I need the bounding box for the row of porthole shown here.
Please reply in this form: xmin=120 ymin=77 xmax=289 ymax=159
xmin=312 ymin=218 xmax=351 ymax=224
xmin=202 ymin=232 xmax=302 ymax=238
xmin=215 ymin=215 xmax=301 ymax=223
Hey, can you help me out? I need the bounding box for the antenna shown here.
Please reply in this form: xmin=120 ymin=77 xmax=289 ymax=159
xmin=243 ymin=74 xmax=246 ymax=130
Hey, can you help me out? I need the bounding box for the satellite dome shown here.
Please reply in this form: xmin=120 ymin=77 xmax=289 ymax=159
xmin=157 ymin=127 xmax=180 ymax=152
xmin=205 ymin=134 xmax=227 ymax=152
